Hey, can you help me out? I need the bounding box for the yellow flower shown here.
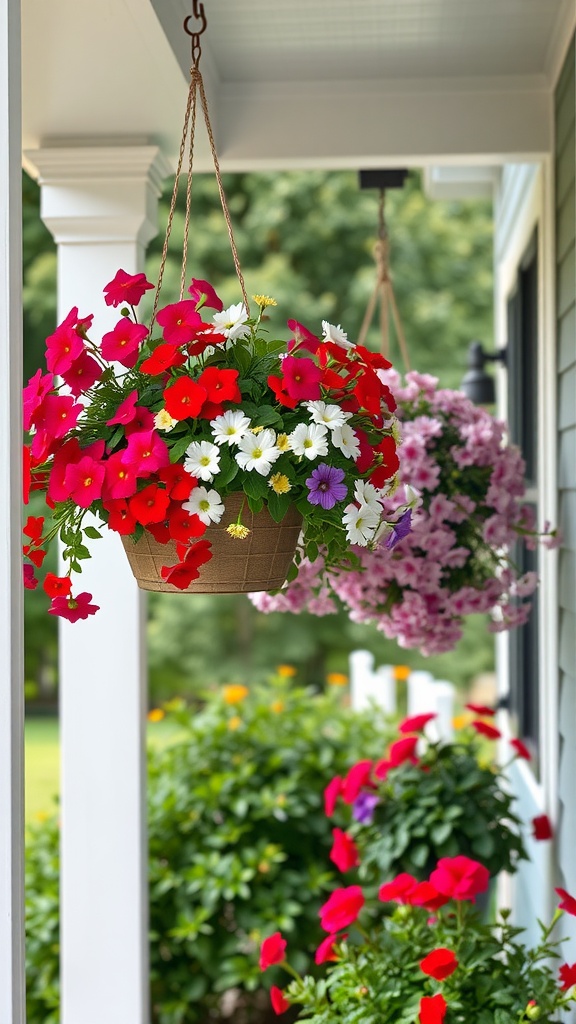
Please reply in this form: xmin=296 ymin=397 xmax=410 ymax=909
xmin=227 ymin=523 xmax=251 ymax=540
xmin=35 ymin=810 xmax=49 ymax=822
xmin=270 ymin=699 xmax=285 ymax=713
xmin=393 ymin=664 xmax=411 ymax=682
xmin=154 ymin=409 xmax=177 ymax=432
xmin=228 ymin=715 xmax=242 ymax=730
xmin=326 ymin=672 xmax=348 ymax=687
xmin=223 ymin=683 xmax=249 ymax=705
xmin=452 ymin=713 xmax=473 ymax=730
xmin=251 ymin=424 xmax=264 ymax=434
xmin=147 ymin=708 xmax=165 ymax=722
xmin=276 ymin=664 xmax=296 ymax=678
xmin=269 ymin=473 xmax=291 ymax=494
xmin=276 ymin=433 xmax=290 ymax=452
xmin=253 ymin=294 xmax=277 ymax=308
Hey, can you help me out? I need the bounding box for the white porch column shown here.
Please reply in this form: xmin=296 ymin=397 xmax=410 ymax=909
xmin=25 ymin=144 xmax=170 ymax=1024
xmin=0 ymin=0 xmax=25 ymax=1022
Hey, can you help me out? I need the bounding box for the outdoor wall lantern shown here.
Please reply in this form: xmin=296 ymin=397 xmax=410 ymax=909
xmin=460 ymin=341 xmax=507 ymax=405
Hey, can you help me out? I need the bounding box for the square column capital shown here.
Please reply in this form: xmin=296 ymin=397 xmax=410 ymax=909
xmin=24 ymin=142 xmax=172 ymax=247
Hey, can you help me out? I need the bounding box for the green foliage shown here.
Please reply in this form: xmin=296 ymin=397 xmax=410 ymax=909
xmin=25 ymin=679 xmax=395 ymax=1024
xmin=285 ymin=903 xmax=571 ymax=1023
xmin=344 ymin=728 xmax=527 ymax=881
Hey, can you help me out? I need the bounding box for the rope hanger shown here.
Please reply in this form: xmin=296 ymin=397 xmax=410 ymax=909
xmin=357 ymin=188 xmax=411 ymax=372
xmin=151 ymin=0 xmax=249 ymax=330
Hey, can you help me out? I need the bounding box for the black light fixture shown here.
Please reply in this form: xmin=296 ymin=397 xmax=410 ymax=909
xmin=460 ymin=341 xmax=507 ymax=405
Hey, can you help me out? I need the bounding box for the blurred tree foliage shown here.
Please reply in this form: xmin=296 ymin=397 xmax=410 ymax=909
xmin=22 ymin=168 xmax=495 ymax=703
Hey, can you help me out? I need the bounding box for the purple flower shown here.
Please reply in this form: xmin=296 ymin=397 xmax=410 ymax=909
xmin=306 ymin=463 xmax=347 ymax=510
xmin=352 ymin=792 xmax=379 ymax=824
xmin=385 ymin=508 xmax=412 ymax=549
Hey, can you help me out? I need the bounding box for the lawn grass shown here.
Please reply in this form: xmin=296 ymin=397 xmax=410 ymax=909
xmin=25 ymin=715 xmax=185 ymax=824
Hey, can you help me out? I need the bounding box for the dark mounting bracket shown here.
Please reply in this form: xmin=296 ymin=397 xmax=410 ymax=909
xmin=358 ymin=169 xmax=409 ymax=191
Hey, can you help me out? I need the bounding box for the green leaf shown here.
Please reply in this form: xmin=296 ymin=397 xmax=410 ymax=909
xmin=168 ymin=434 xmax=193 ymax=464
xmin=430 ymin=821 xmax=453 ymax=845
xmin=266 ymin=490 xmax=292 ymax=523
xmin=83 ymin=526 xmax=102 ymax=540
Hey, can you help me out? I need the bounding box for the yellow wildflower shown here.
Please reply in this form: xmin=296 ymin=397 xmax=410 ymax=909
xmin=326 ymin=672 xmax=348 ymax=687
xmin=253 ymin=294 xmax=277 ymax=308
xmin=226 ymin=523 xmax=251 ymax=540
xmin=251 ymin=424 xmax=264 ymax=434
xmin=276 ymin=664 xmax=297 ymax=678
xmin=393 ymin=664 xmax=411 ymax=682
xmin=223 ymin=683 xmax=249 ymax=705
xmin=452 ymin=713 xmax=473 ymax=730
xmin=270 ymin=699 xmax=285 ymax=713
xmin=276 ymin=433 xmax=291 ymax=452
xmin=147 ymin=708 xmax=165 ymax=722
xmin=154 ymin=409 xmax=177 ymax=432
xmin=228 ymin=715 xmax=242 ymax=730
xmin=269 ymin=473 xmax=291 ymax=494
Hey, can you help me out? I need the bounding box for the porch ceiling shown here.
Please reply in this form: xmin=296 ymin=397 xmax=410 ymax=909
xmin=22 ymin=0 xmax=576 ymax=174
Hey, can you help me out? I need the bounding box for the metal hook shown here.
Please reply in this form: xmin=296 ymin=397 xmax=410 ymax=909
xmin=184 ymin=1 xmax=207 ymax=39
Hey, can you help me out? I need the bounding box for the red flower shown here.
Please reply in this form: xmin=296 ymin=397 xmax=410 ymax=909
xmin=168 ymin=505 xmax=205 ymax=544
xmin=43 ymin=574 xmax=72 ymax=599
xmin=139 ymin=343 xmax=187 ymax=375
xmin=430 ymin=856 xmax=490 ymax=902
xmin=329 ymin=829 xmax=360 ymax=872
xmin=375 ymin=434 xmax=400 ymax=474
xmin=420 ymin=947 xmax=458 ymax=980
xmin=64 ymin=455 xmax=105 ymax=507
xmin=23 ymin=368 xmax=53 ymax=430
xmin=106 ymin=390 xmax=139 ymax=427
xmin=160 ymin=539 xmax=212 ymax=589
xmin=280 ymin=355 xmax=322 ymax=402
xmin=556 ymin=888 xmax=576 ymax=916
xmin=45 ymin=309 xmax=84 ymax=375
xmin=319 ymin=885 xmax=364 ymax=933
xmin=510 ymin=738 xmax=531 ymax=760
xmin=471 ymin=719 xmax=501 ymax=740
xmin=23 ymin=564 xmax=38 ymax=590
xmin=465 ymin=703 xmax=495 ymax=716
xmin=48 ymin=592 xmax=100 ymax=623
xmin=341 ymin=760 xmax=373 ymax=804
xmin=409 ymin=881 xmax=449 ymax=911
xmin=35 ymin=394 xmax=82 ymax=441
xmin=315 ymin=932 xmax=346 ymax=965
xmin=23 ymin=515 xmax=44 ymax=543
xmin=188 ymin=277 xmax=223 ymax=311
xmin=389 ymin=736 xmax=419 ymax=766
xmin=22 ymin=545 xmax=47 ymax=568
xmin=158 ymin=464 xmax=197 ymax=501
xmin=259 ymin=932 xmax=287 ymax=970
xmin=121 ymin=430 xmax=170 ymax=477
xmin=197 ymin=366 xmax=241 ymax=407
xmin=156 ymin=300 xmax=203 ymax=344
xmin=101 ymin=319 xmax=149 ymax=369
xmin=419 ymin=993 xmax=447 ymax=1024
xmin=324 ymin=776 xmax=343 ymax=817
xmin=61 ymin=350 xmax=103 ymax=397
xmin=129 ymin=484 xmax=171 ymax=526
xmin=531 ymin=814 xmax=553 ymax=841
xmin=125 ymin=406 xmax=155 ymax=435
xmin=270 ymin=987 xmax=290 ymax=1016
xmin=286 ymin=318 xmax=320 ymax=354
xmin=374 ymin=758 xmax=392 ymax=780
xmin=163 ymin=377 xmax=207 ymax=421
xmin=103 ymin=499 xmax=137 ymax=536
xmin=102 ymin=452 xmax=138 ymax=502
xmin=47 ymin=439 xmax=105 ymax=503
xmin=146 ymin=520 xmax=171 ymax=544
xmin=378 ymin=873 xmax=419 ymax=904
xmin=559 ymin=962 xmax=576 ymax=991
xmin=103 ymin=269 xmax=154 ymax=308
xmin=353 ymin=368 xmax=383 ymax=417
xmin=267 ymin=375 xmax=298 ymax=409
xmin=398 ymin=713 xmax=437 ymax=735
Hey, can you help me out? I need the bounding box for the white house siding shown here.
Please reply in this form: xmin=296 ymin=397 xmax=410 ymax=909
xmin=556 ymin=35 xmax=576 ymax=961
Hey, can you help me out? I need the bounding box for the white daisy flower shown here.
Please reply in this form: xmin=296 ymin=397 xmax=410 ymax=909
xmin=342 ymin=502 xmax=380 ymax=546
xmin=331 ymin=423 xmax=361 ymax=460
xmin=183 ymin=440 xmax=221 ymax=482
xmin=183 ymin=486 xmax=225 ymax=526
xmin=305 ymin=400 xmax=351 ymax=431
xmin=235 ymin=428 xmax=280 ymax=476
xmin=289 ymin=422 xmax=329 ymax=460
xmin=321 ymin=320 xmax=355 ymax=349
xmin=212 ymin=302 xmax=250 ymax=341
xmin=354 ymin=480 xmax=384 ymax=513
xmin=211 ymin=409 xmax=252 ymax=446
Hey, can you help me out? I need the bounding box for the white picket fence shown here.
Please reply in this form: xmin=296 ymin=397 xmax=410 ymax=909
xmin=349 ymin=649 xmax=456 ymax=741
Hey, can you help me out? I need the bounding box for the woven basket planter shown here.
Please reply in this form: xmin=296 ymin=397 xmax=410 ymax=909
xmin=121 ymin=493 xmax=303 ymax=594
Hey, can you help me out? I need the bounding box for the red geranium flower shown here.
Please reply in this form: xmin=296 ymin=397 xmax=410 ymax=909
xmin=47 ymin=439 xmax=105 ymax=503
xmin=158 ymin=464 xmax=197 ymax=501
xmin=22 ymin=545 xmax=47 ymax=568
xmin=409 ymin=881 xmax=449 ymax=911
xmin=129 ymin=484 xmax=171 ymax=526
xmin=280 ymin=355 xmax=322 ymax=402
xmin=103 ymin=269 xmax=154 ymax=308
xmin=324 ymin=775 xmax=343 ymax=817
xmin=471 ymin=719 xmax=501 ymax=740
xmin=259 ymin=932 xmax=287 ymax=970
xmin=146 ymin=519 xmax=171 ymax=544
xmin=420 ymin=947 xmax=458 ymax=980
xmin=139 ymin=343 xmax=187 ymax=375
xmin=531 ymin=814 xmax=553 ymax=841
xmin=163 ymin=377 xmax=207 ymax=421
xmin=329 ymin=829 xmax=360 ymax=872
xmin=267 ymin=375 xmax=298 ymax=409
xmin=465 ymin=703 xmax=495 ymax=716
xmin=398 ymin=713 xmax=437 ymax=734
xmin=319 ymin=885 xmax=364 ymax=933
xmin=160 ymin=539 xmax=212 ymax=589
xmin=197 ymin=366 xmax=241 ymax=406
xmin=353 ymin=368 xmax=384 ymax=418
xmin=168 ymin=504 xmax=205 ymax=544
xmin=510 ymin=737 xmax=531 ymax=760
xmin=23 ymin=515 xmax=44 ymax=543
xmin=389 ymin=736 xmax=419 ymax=766
xmin=102 ymin=452 xmax=138 ymax=502
xmin=48 ymin=592 xmax=100 ymax=623
xmin=103 ymin=499 xmax=138 ymax=535
xmin=556 ymin=887 xmax=576 ymax=916
xmin=378 ymin=873 xmax=419 ymax=904
xmin=156 ymin=300 xmax=203 ymax=344
xmin=23 ymin=564 xmax=38 ymax=590
xmin=419 ymin=993 xmax=447 ymax=1024
xmin=315 ymin=932 xmax=347 ymax=965
xmin=559 ymin=962 xmax=576 ymax=991
xmin=43 ymin=573 xmax=73 ymax=599
xmin=270 ymin=987 xmax=290 ymax=1016
xmin=188 ymin=277 xmax=223 ymax=311
xmin=101 ymin=319 xmax=149 ymax=369
xmin=430 ymin=856 xmax=490 ymax=902
xmin=341 ymin=760 xmax=373 ymax=804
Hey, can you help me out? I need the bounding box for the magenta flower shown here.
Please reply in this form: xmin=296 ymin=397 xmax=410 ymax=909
xmin=23 ymin=369 xmax=53 ymax=430
xmin=188 ymin=277 xmax=223 ymax=311
xmin=121 ymin=429 xmax=170 ymax=477
xmin=48 ymin=591 xmax=100 ymax=623
xmin=103 ymin=269 xmax=154 ymax=308
xmin=101 ymin=319 xmax=149 ymax=369
xmin=156 ymin=300 xmax=202 ymax=345
xmin=281 ymin=355 xmax=323 ymax=402
xmin=45 ymin=308 xmax=85 ymax=375
xmin=306 ymin=464 xmax=347 ymax=510
xmin=106 ymin=389 xmax=139 ymax=427
xmin=61 ymin=350 xmax=103 ymax=397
